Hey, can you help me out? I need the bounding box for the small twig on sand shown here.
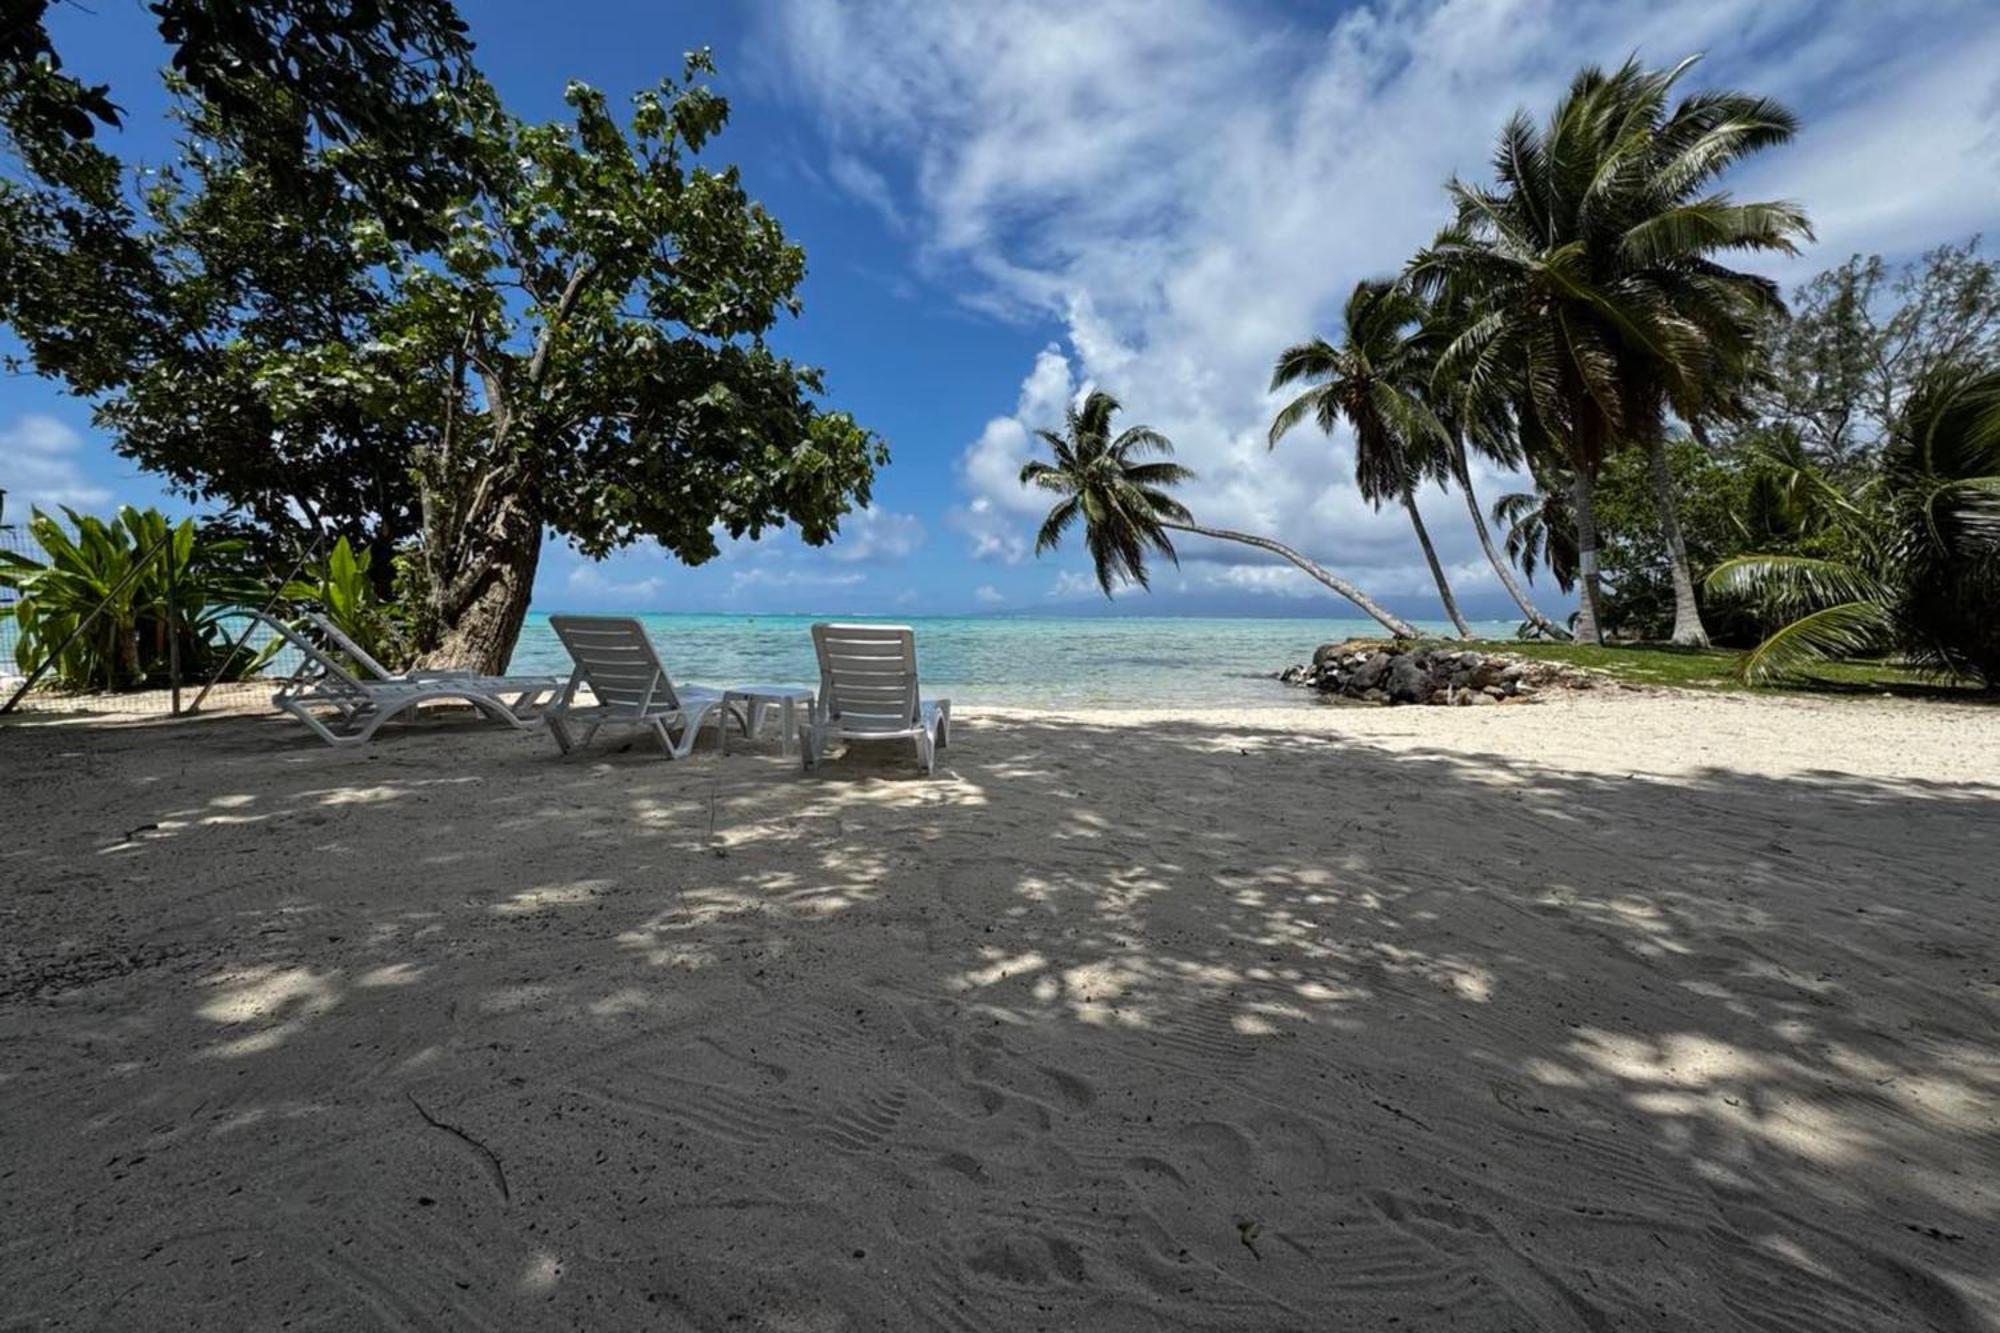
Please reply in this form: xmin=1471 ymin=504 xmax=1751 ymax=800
xmin=408 ymin=1092 xmax=511 ymax=1204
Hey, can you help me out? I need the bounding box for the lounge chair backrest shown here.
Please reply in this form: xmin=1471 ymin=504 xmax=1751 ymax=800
xmin=811 ymin=623 xmax=920 ymax=734
xmin=258 ymin=613 xmax=374 ymax=703
xmin=549 ymin=615 xmax=683 ymax=712
xmin=304 ymin=611 xmax=396 ymax=681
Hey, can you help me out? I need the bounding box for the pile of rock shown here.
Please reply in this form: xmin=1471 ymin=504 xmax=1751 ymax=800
xmin=1277 ymin=640 xmax=1599 ymax=706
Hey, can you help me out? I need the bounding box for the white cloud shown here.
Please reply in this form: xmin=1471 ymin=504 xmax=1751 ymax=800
xmin=825 ymin=504 xmax=926 ymax=563
xmin=729 ymin=568 xmax=867 ymax=593
xmin=760 ymin=0 xmax=2000 ymax=605
xmin=0 ymin=414 xmax=112 ymax=512
xmin=973 ymin=584 xmax=1005 ymax=604
xmin=947 ymin=495 xmax=1032 ymax=564
xmin=566 ymin=563 xmax=666 ymax=602
xmin=828 ymin=152 xmax=906 ymax=232
xmin=1046 ymin=569 xmax=1101 ymax=600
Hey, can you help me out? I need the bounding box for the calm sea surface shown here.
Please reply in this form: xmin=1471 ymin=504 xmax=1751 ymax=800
xmin=507 ymin=613 xmax=1508 ymax=709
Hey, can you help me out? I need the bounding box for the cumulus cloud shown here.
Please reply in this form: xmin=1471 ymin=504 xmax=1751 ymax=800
xmin=825 ymin=504 xmax=926 ymax=563
xmin=0 ymin=414 xmax=112 ymax=511
xmin=759 ymin=0 xmax=2000 ymax=604
xmin=973 ymin=584 xmax=1005 ymax=604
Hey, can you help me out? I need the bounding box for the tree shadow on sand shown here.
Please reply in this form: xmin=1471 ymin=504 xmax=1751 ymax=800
xmin=1 ymin=708 xmax=1995 ymax=1330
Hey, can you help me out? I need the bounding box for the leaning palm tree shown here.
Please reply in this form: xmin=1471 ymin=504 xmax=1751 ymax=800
xmin=1270 ymin=280 xmax=1473 ymax=637
xmin=1706 ymin=365 xmax=2000 ymax=687
xmin=1020 ymin=389 xmax=1419 ymax=636
xmin=1411 ymin=55 xmax=1810 ymax=644
xmin=1412 ymin=294 xmax=1571 ymax=638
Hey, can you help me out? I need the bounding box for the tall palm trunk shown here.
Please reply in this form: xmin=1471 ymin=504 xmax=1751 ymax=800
xmin=1645 ymin=431 xmax=1709 ymax=647
xmin=1161 ymin=519 xmax=1419 ymax=638
xmin=1457 ymin=469 xmax=1569 ymax=639
xmin=1570 ymin=465 xmax=1607 ymax=644
xmin=1402 ymin=488 xmax=1471 ymax=638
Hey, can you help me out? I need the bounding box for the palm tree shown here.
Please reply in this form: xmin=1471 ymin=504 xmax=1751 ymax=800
xmin=1412 ymin=295 xmax=1572 ymax=638
xmin=1706 ymin=365 xmax=2000 ymax=687
xmin=1019 ymin=389 xmax=1419 ymax=636
xmin=1491 ymin=468 xmax=1581 ymax=608
xmin=1269 ymin=280 xmax=1473 ymax=637
xmin=1410 ymin=55 xmax=1810 ymax=644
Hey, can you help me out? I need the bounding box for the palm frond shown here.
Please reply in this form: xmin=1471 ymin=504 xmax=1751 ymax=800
xmin=1704 ymin=553 xmax=1883 ymax=617
xmin=1734 ymin=600 xmax=1894 ymax=684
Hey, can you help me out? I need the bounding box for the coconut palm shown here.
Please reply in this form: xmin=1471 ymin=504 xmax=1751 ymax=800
xmin=1410 ymin=55 xmax=1810 ymax=644
xmin=1706 ymin=364 xmax=2000 ymax=686
xmin=1412 ymin=295 xmax=1572 ymax=638
xmin=1491 ymin=474 xmax=1580 ymax=600
xmin=1269 ymin=280 xmax=1473 ymax=637
xmin=1019 ymin=389 xmax=1419 ymax=636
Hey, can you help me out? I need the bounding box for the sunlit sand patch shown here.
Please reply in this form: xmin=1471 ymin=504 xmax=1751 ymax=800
xmin=355 ymin=962 xmax=426 ymax=988
xmin=304 ymin=776 xmax=483 ymax=806
xmin=196 ymin=966 xmax=341 ymax=1058
xmin=952 ymin=950 xmax=1048 ymax=991
xmin=494 ymin=879 xmax=607 ymax=915
xmin=520 ymin=1251 xmax=562 ymax=1291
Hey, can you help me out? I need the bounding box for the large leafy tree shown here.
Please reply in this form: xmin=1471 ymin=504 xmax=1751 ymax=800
xmin=2 ymin=0 xmax=481 ymax=584
xmin=375 ymin=61 xmax=882 ymax=671
xmin=1707 ymin=365 xmax=2000 ymax=687
xmin=1269 ymin=279 xmax=1473 ymax=637
xmin=5 ymin=97 xmax=432 ymax=589
xmin=1411 ymin=55 xmax=1810 ymax=645
xmin=3 ymin=0 xmax=474 ymax=235
xmin=5 ymin=23 xmax=883 ymax=673
xmin=1019 ymin=390 xmax=1419 ymax=636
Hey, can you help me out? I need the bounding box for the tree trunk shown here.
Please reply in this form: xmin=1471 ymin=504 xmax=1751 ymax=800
xmin=1402 ymin=488 xmax=1471 ymax=638
xmin=1459 ymin=474 xmax=1569 ymax=639
xmin=1645 ymin=431 xmax=1710 ymax=647
xmin=1161 ymin=519 xmax=1420 ymax=638
xmin=421 ymin=484 xmax=543 ymax=675
xmin=1569 ymin=465 xmax=1606 ymax=644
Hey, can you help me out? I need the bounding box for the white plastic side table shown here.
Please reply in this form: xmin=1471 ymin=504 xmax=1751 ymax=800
xmin=721 ymin=685 xmax=816 ymax=757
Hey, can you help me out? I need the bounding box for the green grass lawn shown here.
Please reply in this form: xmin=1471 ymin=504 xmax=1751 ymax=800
xmin=1450 ymin=639 xmax=1985 ymax=698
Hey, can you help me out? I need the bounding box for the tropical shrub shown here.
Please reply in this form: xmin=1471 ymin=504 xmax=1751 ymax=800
xmin=1707 ymin=365 xmax=2000 ymax=686
xmin=282 ymin=536 xmax=408 ymax=673
xmin=0 ymin=505 xmax=263 ymax=691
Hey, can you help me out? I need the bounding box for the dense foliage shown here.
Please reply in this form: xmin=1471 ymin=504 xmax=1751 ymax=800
xmin=0 ymin=505 xmax=263 ymax=691
xmin=1708 ymin=365 xmax=2000 ymax=686
xmin=2 ymin=8 xmax=882 ymax=674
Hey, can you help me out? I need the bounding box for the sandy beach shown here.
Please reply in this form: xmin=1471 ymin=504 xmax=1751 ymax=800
xmin=2 ymin=692 xmax=1997 ymax=1330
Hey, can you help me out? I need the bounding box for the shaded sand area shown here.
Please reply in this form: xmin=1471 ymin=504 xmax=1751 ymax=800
xmin=2 ymin=693 xmax=1997 ymax=1330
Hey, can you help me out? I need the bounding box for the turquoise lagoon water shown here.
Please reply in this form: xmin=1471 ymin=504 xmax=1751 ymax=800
xmin=507 ymin=613 xmax=1509 ymax=709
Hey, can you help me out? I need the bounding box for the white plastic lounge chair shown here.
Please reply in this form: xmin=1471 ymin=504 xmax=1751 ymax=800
xmin=804 ymin=623 xmax=951 ymax=775
xmin=303 ymin=611 xmax=557 ymax=698
xmin=544 ymin=615 xmax=745 ymax=759
xmin=261 ymin=614 xmax=561 ymax=747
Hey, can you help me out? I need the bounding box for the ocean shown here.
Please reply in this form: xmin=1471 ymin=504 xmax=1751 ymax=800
xmin=507 ymin=613 xmax=1510 ymax=709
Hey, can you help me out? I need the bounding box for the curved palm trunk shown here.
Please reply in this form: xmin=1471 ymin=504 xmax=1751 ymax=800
xmin=1402 ymin=488 xmax=1471 ymax=638
xmin=1645 ymin=431 xmax=1710 ymax=647
xmin=1458 ymin=472 xmax=1570 ymax=639
xmin=1570 ymin=465 xmax=1606 ymax=644
xmin=1161 ymin=519 xmax=1420 ymax=638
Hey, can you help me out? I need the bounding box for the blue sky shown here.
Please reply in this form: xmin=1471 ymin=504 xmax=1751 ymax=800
xmin=5 ymin=0 xmax=1998 ymax=619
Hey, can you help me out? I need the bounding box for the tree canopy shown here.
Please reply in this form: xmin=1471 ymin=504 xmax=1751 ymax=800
xmin=2 ymin=12 xmax=883 ymax=671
